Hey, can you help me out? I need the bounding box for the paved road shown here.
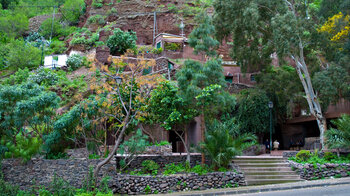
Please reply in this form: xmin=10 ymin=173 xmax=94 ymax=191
xmin=238 ymin=184 xmax=350 ymax=196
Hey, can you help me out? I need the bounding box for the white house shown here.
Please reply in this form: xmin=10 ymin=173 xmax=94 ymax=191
xmin=44 ymin=55 xmax=68 ymax=69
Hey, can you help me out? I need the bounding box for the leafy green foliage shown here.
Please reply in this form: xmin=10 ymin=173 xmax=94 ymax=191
xmin=323 ymin=152 xmax=337 ymax=161
xmin=0 ymin=12 xmax=28 ymax=38
xmin=49 ymin=40 xmax=67 ymax=54
xmin=236 ymin=88 xmax=271 ymax=134
xmin=313 ymin=65 xmax=350 ymax=110
xmin=152 ymin=141 xmax=171 ymax=146
xmin=6 ymin=39 xmax=41 ymax=69
xmin=40 ymin=18 xmax=64 ymax=39
xmin=66 ymin=54 xmax=86 ymax=71
xmin=0 ymin=82 xmax=60 ymax=161
xmin=107 ymin=28 xmax=137 ymax=55
xmin=163 ymin=163 xmax=186 ymax=175
xmin=118 ymin=129 xmax=149 ymax=170
xmin=201 ymin=118 xmax=256 ymax=169
xmin=61 ymin=0 xmax=86 ymax=25
xmin=28 ymin=68 xmax=58 ymax=86
xmin=70 ymin=28 xmax=100 ymax=49
xmin=295 ymin=150 xmax=312 ymax=162
xmin=87 ymin=15 xmax=105 ymax=25
xmin=2 ymin=68 xmax=30 ymax=85
xmin=188 ymin=12 xmax=219 ymax=57
xmin=92 ymin=0 xmax=103 ymax=8
xmin=141 ymin=160 xmax=159 ymax=175
xmin=290 ymin=150 xmax=350 ymax=165
xmin=0 ymin=0 xmax=18 ymax=9
xmin=164 ymin=42 xmax=181 ymax=51
xmin=326 ymin=114 xmax=350 ymax=150
xmin=1 ymin=134 xmax=42 ymax=162
xmin=213 ymin=0 xmax=281 ymax=71
xmin=176 ymin=58 xmax=234 ymax=117
xmin=256 ymin=66 xmax=304 ymax=121
xmin=147 ymin=81 xmax=197 ymax=130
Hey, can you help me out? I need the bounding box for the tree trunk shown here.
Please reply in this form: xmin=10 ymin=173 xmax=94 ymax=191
xmin=94 ymin=114 xmax=130 ymax=178
xmin=200 ymin=113 xmax=206 ymax=165
xmin=174 ymin=130 xmax=191 ymax=164
xmin=293 ymin=54 xmax=327 ymax=150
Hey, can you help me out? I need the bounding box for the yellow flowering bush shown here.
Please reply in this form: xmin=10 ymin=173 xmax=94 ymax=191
xmin=318 ymin=12 xmax=350 ymax=42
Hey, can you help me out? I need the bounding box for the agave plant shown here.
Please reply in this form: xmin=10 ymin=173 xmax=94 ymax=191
xmin=200 ymin=119 xmax=256 ymax=169
xmin=325 ymin=114 xmax=350 ymax=156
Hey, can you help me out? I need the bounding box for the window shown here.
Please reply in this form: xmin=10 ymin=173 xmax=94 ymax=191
xmin=250 ymin=74 xmax=256 ymax=82
xmin=225 ymin=77 xmax=233 ymax=83
xmin=156 ymin=41 xmax=162 ymax=49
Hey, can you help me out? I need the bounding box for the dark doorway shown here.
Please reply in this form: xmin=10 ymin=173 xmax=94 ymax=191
xmin=169 ymin=130 xmax=185 ymax=153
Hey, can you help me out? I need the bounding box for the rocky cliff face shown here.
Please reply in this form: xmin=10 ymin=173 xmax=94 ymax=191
xmin=83 ymin=0 xmax=194 ymax=45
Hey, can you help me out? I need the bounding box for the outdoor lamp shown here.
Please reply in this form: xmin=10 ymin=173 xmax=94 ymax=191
xmin=268 ymin=101 xmax=273 ymax=153
xmin=114 ymin=76 xmax=123 ymax=85
xmin=268 ymin=101 xmax=273 ymax=109
xmin=180 ymin=21 xmax=185 ymax=29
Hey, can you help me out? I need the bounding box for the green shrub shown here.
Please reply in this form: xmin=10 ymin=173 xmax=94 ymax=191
xmin=87 ymin=15 xmax=105 ymax=25
xmin=61 ymin=0 xmax=86 ymax=25
xmin=28 ymin=68 xmax=58 ymax=86
xmin=296 ymin=150 xmax=312 ymax=162
xmin=49 ymin=40 xmax=67 ymax=54
xmin=163 ymin=163 xmax=185 ymax=175
xmin=40 ymin=18 xmax=64 ymax=39
xmin=107 ymin=28 xmax=137 ymax=55
xmin=200 ymin=119 xmax=256 ymax=169
xmin=1 ymin=134 xmax=42 ymax=163
xmin=151 ymin=47 xmax=163 ymax=54
xmin=92 ymin=0 xmax=103 ymax=8
xmin=323 ymin=152 xmax=337 ymax=161
xmin=191 ymin=164 xmax=209 ymax=175
xmin=153 ymin=141 xmax=171 ymax=146
xmin=66 ymin=54 xmax=86 ymax=71
xmin=7 ymin=39 xmax=41 ymax=69
xmin=144 ymin=185 xmax=151 ymax=194
xmin=141 ymin=160 xmax=159 ymax=175
xmin=2 ymin=68 xmax=30 ymax=85
xmin=164 ymin=42 xmax=181 ymax=51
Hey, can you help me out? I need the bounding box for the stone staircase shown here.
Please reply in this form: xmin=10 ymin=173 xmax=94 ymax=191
xmin=233 ymin=156 xmax=304 ymax=186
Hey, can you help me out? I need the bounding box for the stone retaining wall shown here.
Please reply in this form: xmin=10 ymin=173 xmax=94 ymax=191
xmin=112 ymin=172 xmax=245 ymax=194
xmin=288 ymin=161 xmax=350 ymax=180
xmin=1 ymin=158 xmax=116 ymax=190
xmin=115 ymin=154 xmax=207 ymax=169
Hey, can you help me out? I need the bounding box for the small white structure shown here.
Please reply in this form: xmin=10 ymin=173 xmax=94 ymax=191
xmin=44 ymin=55 xmax=68 ymax=69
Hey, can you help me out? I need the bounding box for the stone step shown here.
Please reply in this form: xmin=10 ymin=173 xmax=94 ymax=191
xmin=240 ymin=167 xmax=294 ymax=172
xmin=245 ymin=175 xmax=301 ymax=180
xmin=235 ymin=156 xmax=285 ymax=160
xmin=246 ymin=179 xmax=304 ymax=186
xmin=237 ymin=163 xmax=290 ymax=167
xmin=233 ymin=160 xmax=285 ymax=164
xmin=243 ymin=171 xmax=297 ymax=175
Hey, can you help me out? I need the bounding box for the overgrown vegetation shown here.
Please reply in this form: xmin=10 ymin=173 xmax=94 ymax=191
xmin=289 ymin=150 xmax=350 ymax=165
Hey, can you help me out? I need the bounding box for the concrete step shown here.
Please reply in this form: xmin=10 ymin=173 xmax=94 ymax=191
xmin=243 ymin=171 xmax=298 ymax=175
xmin=246 ymin=179 xmax=304 ymax=186
xmin=233 ymin=159 xmax=285 ymax=164
xmin=237 ymin=163 xmax=290 ymax=167
xmin=240 ymin=167 xmax=294 ymax=172
xmin=245 ymin=175 xmax=301 ymax=180
xmin=234 ymin=156 xmax=286 ymax=160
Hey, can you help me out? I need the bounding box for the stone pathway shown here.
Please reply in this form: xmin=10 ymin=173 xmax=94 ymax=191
xmin=154 ymin=177 xmax=350 ymax=196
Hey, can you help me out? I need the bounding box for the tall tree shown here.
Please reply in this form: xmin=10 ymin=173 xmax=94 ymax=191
xmin=188 ymin=12 xmax=220 ymax=58
xmin=147 ymin=81 xmax=197 ymax=163
xmin=214 ymin=0 xmax=329 ymax=149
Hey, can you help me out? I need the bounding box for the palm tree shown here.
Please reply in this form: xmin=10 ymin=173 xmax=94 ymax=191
xmin=200 ymin=119 xmax=256 ymax=169
xmin=325 ymin=114 xmax=350 ymax=156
